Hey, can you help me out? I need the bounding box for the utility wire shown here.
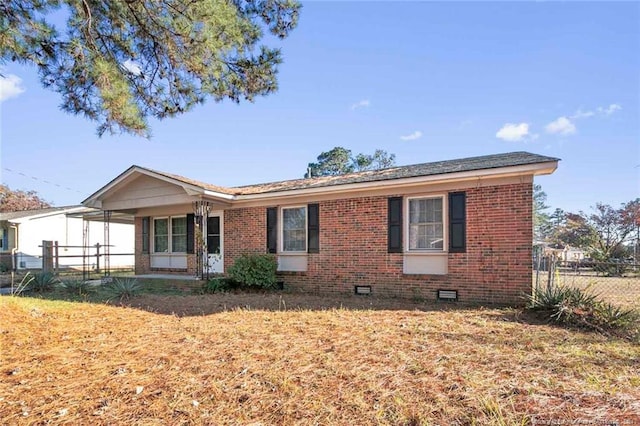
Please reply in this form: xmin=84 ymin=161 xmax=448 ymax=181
xmin=1 ymin=167 xmax=84 ymax=194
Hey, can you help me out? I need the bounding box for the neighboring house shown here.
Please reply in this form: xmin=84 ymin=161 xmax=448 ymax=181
xmin=0 ymin=206 xmax=134 ymax=271
xmin=83 ymin=151 xmax=559 ymax=304
xmin=537 ymin=244 xmax=586 ymax=263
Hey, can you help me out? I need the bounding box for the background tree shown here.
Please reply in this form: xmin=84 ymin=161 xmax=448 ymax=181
xmin=1 ymin=0 xmax=300 ymax=136
xmin=533 ymin=184 xmax=551 ymax=241
xmin=307 ymin=147 xmax=354 ymax=177
xmin=587 ymin=202 xmax=636 ymax=260
xmin=622 ymin=198 xmax=640 ymax=262
xmin=306 ymin=147 xmax=396 ymax=177
xmin=551 ymin=212 xmax=595 ymax=250
xmin=550 ymin=201 xmax=637 ymax=261
xmin=352 ymin=149 xmax=396 ymax=172
xmin=0 ymin=185 xmax=51 ymax=212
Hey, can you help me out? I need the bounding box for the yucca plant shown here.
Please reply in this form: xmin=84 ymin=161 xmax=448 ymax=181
xmin=593 ymin=302 xmax=638 ymax=330
xmin=28 ymin=272 xmax=58 ymax=293
xmin=59 ymin=279 xmax=94 ymax=296
xmin=528 ymin=284 xmax=639 ymax=337
xmin=105 ymin=277 xmax=142 ymax=300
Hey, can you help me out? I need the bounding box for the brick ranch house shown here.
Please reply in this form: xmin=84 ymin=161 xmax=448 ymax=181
xmin=83 ymin=151 xmax=559 ymax=304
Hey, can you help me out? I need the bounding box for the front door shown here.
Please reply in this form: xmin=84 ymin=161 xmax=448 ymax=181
xmin=207 ymin=215 xmax=223 ymax=273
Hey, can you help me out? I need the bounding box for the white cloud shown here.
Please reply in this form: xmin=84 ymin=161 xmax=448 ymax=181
xmin=545 ymin=116 xmax=576 ymax=135
xmin=495 ymin=123 xmax=530 ymax=142
xmin=0 ymin=73 xmax=25 ymax=102
xmin=598 ymin=103 xmax=622 ymax=116
xmin=122 ymin=59 xmax=142 ymax=76
xmin=400 ymin=130 xmax=423 ymax=141
xmin=571 ymin=103 xmax=622 ymax=119
xmin=571 ymin=109 xmax=595 ymax=119
xmin=350 ymin=99 xmax=370 ymax=110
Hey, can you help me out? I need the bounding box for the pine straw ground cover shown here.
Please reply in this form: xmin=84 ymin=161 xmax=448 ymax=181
xmin=1 ymin=294 xmax=638 ymax=425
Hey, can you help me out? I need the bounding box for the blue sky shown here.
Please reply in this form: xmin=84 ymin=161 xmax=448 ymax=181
xmin=1 ymin=1 xmax=638 ymax=213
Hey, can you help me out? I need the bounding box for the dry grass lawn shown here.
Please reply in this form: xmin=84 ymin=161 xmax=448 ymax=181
xmin=1 ymin=293 xmax=639 ymax=425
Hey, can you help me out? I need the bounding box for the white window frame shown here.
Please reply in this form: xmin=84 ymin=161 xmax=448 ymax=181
xmin=152 ymin=215 xmax=187 ymax=254
xmin=280 ymin=205 xmax=307 ymax=253
xmin=405 ymin=194 xmax=447 ymax=253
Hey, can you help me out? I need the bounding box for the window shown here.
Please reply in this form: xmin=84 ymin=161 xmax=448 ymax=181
xmin=154 ymin=218 xmax=169 ymax=253
xmin=153 ymin=216 xmax=187 ymax=253
xmin=408 ymin=197 xmax=444 ymax=250
xmin=171 ymin=217 xmax=187 ymax=253
xmin=282 ymin=206 xmax=307 ymax=252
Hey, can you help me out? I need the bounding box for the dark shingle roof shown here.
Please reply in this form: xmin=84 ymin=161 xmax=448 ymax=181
xmin=230 ymin=151 xmax=559 ymax=195
xmin=132 ymin=151 xmax=558 ymax=197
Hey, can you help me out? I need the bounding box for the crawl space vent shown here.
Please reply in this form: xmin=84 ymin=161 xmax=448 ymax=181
xmin=354 ymin=285 xmax=372 ymax=295
xmin=437 ymin=289 xmax=458 ymax=301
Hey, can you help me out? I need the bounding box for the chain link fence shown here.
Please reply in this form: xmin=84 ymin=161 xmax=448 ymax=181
xmin=534 ymin=256 xmax=640 ymax=309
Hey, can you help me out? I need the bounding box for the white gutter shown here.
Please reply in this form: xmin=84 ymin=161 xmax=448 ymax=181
xmin=10 ymin=224 xmax=18 ymax=270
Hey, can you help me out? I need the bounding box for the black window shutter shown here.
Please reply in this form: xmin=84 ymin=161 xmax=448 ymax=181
xmin=388 ymin=197 xmax=403 ymax=253
xmin=308 ymin=203 xmax=320 ymax=253
xmin=266 ymin=207 xmax=278 ymax=253
xmin=186 ymin=213 xmax=195 ymax=254
xmin=141 ymin=217 xmax=150 ymax=254
xmin=449 ymin=192 xmax=466 ymax=253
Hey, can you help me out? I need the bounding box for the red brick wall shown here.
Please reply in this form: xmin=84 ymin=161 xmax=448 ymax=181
xmin=133 ymin=217 xmax=149 ymax=275
xmin=134 ymin=182 xmax=533 ymax=304
xmin=223 ymin=207 xmax=267 ymax=272
xmin=221 ymin=182 xmax=532 ymax=305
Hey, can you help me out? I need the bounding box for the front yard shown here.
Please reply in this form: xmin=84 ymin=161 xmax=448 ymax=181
xmin=1 ymin=293 xmax=638 ymax=425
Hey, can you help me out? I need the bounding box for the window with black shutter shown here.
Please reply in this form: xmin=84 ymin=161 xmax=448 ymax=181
xmin=266 ymin=207 xmax=278 ymax=253
xmin=308 ymin=203 xmax=319 ymax=253
xmin=388 ymin=197 xmax=403 ymax=253
xmin=186 ymin=213 xmax=195 ymax=254
xmin=448 ymin=192 xmax=466 ymax=253
xmin=141 ymin=217 xmax=150 ymax=254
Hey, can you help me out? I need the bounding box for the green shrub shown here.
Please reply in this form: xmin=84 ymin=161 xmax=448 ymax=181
xmin=105 ymin=277 xmax=142 ymax=300
xmin=227 ymin=254 xmax=277 ymax=289
xmin=203 ymin=277 xmax=230 ymax=294
xmin=59 ymin=279 xmax=94 ymax=296
xmin=28 ymin=272 xmax=58 ymax=292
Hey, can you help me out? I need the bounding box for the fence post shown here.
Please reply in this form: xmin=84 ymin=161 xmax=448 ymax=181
xmin=42 ymin=240 xmax=54 ymax=273
xmin=54 ymin=241 xmax=59 ymax=273
xmin=95 ymin=243 xmax=100 ymax=273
